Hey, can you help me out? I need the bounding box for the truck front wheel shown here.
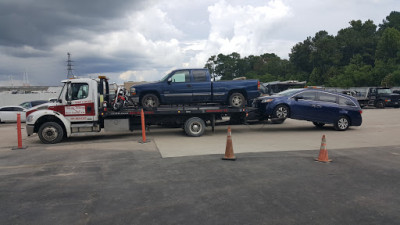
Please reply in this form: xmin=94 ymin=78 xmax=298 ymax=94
xmin=184 ymin=117 xmax=205 ymax=137
xmin=141 ymin=94 xmax=160 ymax=109
xmin=38 ymin=122 xmax=64 ymax=144
xmin=229 ymin=93 xmax=246 ymax=108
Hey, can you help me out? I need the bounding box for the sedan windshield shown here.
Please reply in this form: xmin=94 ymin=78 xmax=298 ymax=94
xmin=275 ymin=88 xmax=302 ymax=97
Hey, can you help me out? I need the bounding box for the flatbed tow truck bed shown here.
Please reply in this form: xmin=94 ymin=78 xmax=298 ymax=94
xmin=101 ymin=105 xmax=259 ymax=136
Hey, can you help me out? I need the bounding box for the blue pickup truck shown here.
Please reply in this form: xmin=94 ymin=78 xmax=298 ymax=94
xmin=130 ymin=68 xmax=261 ymax=109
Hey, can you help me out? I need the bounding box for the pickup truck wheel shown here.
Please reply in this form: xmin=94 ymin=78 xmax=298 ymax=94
xmin=273 ymin=104 xmax=289 ymax=119
xmin=142 ymin=94 xmax=160 ymax=109
xmin=38 ymin=122 xmax=64 ymax=144
xmin=313 ymin=122 xmax=325 ymax=128
xmin=334 ymin=116 xmax=349 ymax=131
xmin=184 ymin=117 xmax=205 ymax=137
xmin=375 ymin=100 xmax=385 ymax=109
xmin=229 ymin=93 xmax=246 ymax=108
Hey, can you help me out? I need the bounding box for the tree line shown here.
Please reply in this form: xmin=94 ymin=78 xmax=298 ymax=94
xmin=205 ymin=11 xmax=400 ymax=88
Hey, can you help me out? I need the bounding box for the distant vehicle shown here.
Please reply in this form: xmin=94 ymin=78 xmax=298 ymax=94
xmin=253 ymin=88 xmax=363 ymax=131
xmin=0 ymin=106 xmax=26 ymax=123
xmin=262 ymin=80 xmax=306 ymax=96
xmin=343 ymin=87 xmax=400 ymax=108
xmin=20 ymin=100 xmax=49 ymax=109
xmin=130 ymin=68 xmax=261 ymax=109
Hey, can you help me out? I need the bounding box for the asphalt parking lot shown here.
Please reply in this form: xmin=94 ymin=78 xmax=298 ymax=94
xmin=1 ymin=108 xmax=400 ymax=224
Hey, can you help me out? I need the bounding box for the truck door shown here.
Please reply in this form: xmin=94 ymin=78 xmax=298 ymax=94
xmin=64 ymin=81 xmax=95 ymax=122
xmin=191 ymin=70 xmax=212 ymax=103
xmin=163 ymin=70 xmax=193 ymax=104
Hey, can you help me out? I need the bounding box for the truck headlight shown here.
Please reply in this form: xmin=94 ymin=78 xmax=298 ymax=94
xmin=261 ymin=99 xmax=274 ymax=103
xmin=27 ymin=115 xmax=34 ymax=123
xmin=130 ymin=88 xmax=136 ymax=96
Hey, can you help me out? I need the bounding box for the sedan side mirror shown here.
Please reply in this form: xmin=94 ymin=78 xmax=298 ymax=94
xmin=294 ymin=96 xmax=303 ymax=101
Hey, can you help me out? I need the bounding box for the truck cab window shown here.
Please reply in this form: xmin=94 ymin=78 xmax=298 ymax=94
xmin=171 ymin=71 xmax=190 ymax=83
xmin=193 ymin=70 xmax=207 ymax=82
xmin=70 ymin=83 xmax=89 ymax=100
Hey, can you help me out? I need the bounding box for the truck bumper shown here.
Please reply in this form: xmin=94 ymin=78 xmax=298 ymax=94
xmin=26 ymin=124 xmax=35 ymax=136
xmin=131 ymin=96 xmax=139 ymax=104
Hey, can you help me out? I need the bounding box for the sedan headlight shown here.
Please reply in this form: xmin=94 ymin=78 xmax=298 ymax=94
xmin=261 ymin=99 xmax=274 ymax=103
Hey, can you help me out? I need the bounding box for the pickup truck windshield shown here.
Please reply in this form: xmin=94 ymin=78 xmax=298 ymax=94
xmin=160 ymin=72 xmax=172 ymax=82
xmin=377 ymin=89 xmax=392 ymax=94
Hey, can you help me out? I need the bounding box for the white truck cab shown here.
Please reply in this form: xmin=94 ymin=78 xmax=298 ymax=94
xmin=26 ymin=77 xmax=106 ymax=143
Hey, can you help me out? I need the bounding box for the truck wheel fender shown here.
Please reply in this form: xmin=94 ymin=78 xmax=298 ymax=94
xmin=32 ymin=110 xmax=71 ymax=137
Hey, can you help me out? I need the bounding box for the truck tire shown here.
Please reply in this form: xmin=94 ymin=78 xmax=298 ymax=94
xmin=184 ymin=117 xmax=205 ymax=137
xmin=229 ymin=93 xmax=246 ymax=108
xmin=141 ymin=94 xmax=160 ymax=109
xmin=38 ymin=122 xmax=64 ymax=144
xmin=375 ymin=100 xmax=385 ymax=109
xmin=273 ymin=104 xmax=289 ymax=119
xmin=334 ymin=116 xmax=349 ymax=131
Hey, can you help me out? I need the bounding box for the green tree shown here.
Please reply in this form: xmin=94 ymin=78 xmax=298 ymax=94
xmin=336 ymin=20 xmax=377 ymax=66
xmin=378 ymin=11 xmax=400 ymax=33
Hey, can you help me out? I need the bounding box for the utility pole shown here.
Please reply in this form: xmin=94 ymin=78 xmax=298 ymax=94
xmin=67 ymin=52 xmax=74 ymax=79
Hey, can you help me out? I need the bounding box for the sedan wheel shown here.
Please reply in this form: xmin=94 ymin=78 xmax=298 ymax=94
xmin=274 ymin=105 xmax=289 ymax=119
xmin=334 ymin=116 xmax=349 ymax=131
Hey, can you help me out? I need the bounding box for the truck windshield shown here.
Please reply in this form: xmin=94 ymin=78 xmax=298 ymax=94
xmin=377 ymin=89 xmax=392 ymax=94
xmin=57 ymin=82 xmax=67 ymax=102
xmin=160 ymin=72 xmax=172 ymax=82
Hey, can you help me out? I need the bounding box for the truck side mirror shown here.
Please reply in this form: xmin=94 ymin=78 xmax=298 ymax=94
xmin=167 ymin=77 xmax=172 ymax=84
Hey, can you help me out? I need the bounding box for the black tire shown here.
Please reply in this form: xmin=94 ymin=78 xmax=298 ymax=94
xmin=334 ymin=116 xmax=350 ymax=131
xmin=141 ymin=94 xmax=160 ymax=109
xmin=375 ymin=100 xmax=385 ymax=109
xmin=271 ymin=118 xmax=286 ymax=124
xmin=184 ymin=117 xmax=205 ymax=137
xmin=229 ymin=93 xmax=246 ymax=108
xmin=273 ymin=104 xmax=289 ymax=119
xmin=313 ymin=122 xmax=325 ymax=128
xmin=38 ymin=122 xmax=64 ymax=144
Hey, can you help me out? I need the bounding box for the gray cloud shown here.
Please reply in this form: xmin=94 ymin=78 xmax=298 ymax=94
xmin=0 ymin=0 xmax=151 ymax=49
xmin=0 ymin=0 xmax=398 ymax=86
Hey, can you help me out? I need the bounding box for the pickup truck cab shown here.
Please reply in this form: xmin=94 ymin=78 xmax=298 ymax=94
xmin=130 ymin=68 xmax=260 ymax=109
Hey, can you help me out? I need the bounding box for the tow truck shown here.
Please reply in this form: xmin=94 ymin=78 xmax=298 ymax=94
xmin=26 ymin=76 xmax=254 ymax=144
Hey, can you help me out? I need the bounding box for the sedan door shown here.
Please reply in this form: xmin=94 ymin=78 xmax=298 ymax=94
xmin=314 ymin=92 xmax=339 ymax=123
xmin=289 ymin=91 xmax=318 ymax=120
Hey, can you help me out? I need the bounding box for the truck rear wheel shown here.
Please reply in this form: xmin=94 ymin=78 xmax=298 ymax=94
xmin=141 ymin=94 xmax=160 ymax=109
xmin=184 ymin=117 xmax=205 ymax=137
xmin=229 ymin=93 xmax=246 ymax=108
xmin=375 ymin=100 xmax=385 ymax=108
xmin=38 ymin=122 xmax=64 ymax=144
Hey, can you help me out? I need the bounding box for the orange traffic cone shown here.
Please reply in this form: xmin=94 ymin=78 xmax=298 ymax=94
xmin=222 ymin=126 xmax=236 ymax=161
xmin=315 ymin=135 xmax=332 ymax=162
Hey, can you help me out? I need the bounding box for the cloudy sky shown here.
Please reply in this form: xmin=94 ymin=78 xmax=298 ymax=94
xmin=0 ymin=0 xmax=398 ymax=86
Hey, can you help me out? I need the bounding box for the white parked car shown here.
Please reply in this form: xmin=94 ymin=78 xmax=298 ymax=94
xmin=0 ymin=106 xmax=26 ymax=123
